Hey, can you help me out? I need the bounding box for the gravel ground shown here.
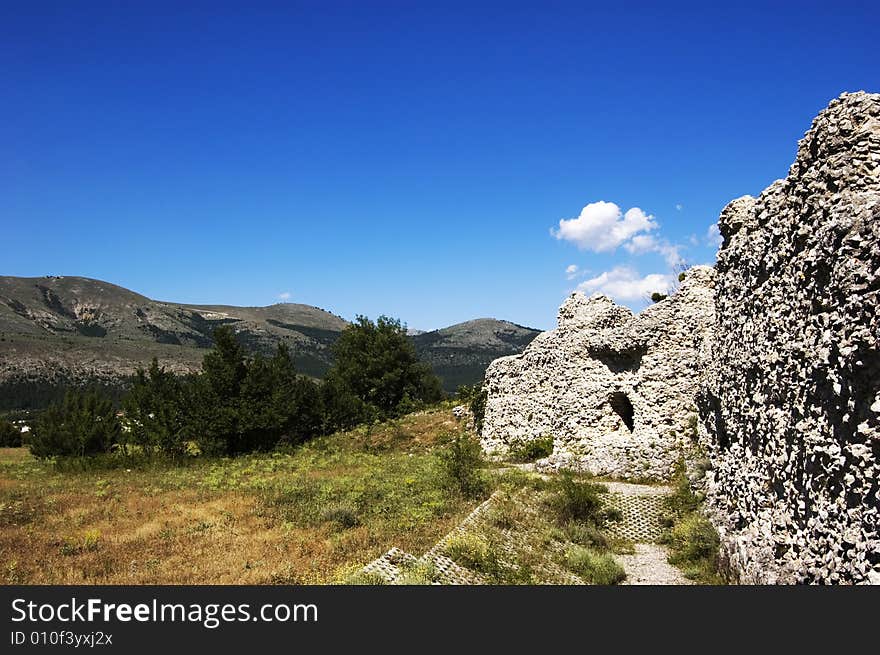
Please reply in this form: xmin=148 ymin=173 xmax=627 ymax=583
xmin=617 ymin=543 xmax=693 ymax=585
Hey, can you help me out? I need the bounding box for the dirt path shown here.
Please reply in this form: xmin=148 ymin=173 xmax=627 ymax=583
xmin=602 ymin=481 xmax=693 ymax=585
xmin=618 ymin=544 xmax=693 ymax=585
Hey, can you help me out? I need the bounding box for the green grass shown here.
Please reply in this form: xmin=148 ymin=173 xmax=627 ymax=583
xmin=660 ymin=459 xmax=724 ymax=584
xmin=544 ymin=470 xmax=621 ymax=527
xmin=564 ymin=546 xmax=626 ymax=585
xmin=0 ymin=408 xmax=496 ymax=584
xmin=506 ymin=435 xmax=555 ymax=462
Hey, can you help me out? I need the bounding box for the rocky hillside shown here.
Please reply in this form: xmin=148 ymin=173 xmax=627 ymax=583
xmin=0 ymin=276 xmax=538 ymax=408
xmin=412 ymin=319 xmax=540 ymax=392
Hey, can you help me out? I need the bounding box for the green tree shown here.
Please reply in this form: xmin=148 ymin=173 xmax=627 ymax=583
xmin=122 ymin=358 xmax=186 ymax=456
xmin=181 ymin=326 xmax=250 ymax=455
xmin=29 ymin=390 xmax=120 ymax=459
xmin=266 ymin=344 xmax=324 ymax=445
xmin=0 ymin=417 xmax=22 ymax=447
xmin=327 ymin=315 xmax=444 ymax=418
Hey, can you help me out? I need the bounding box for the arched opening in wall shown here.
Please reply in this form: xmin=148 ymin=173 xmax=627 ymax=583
xmin=609 ymin=392 xmax=635 ymax=432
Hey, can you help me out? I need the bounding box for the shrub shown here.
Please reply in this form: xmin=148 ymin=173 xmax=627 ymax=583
xmin=0 ymin=418 xmax=22 ymax=447
xmin=322 ymin=505 xmax=360 ymax=529
xmin=468 ymin=386 xmax=487 ymax=435
xmin=662 ymin=459 xmax=702 ymax=524
xmin=650 ymin=292 xmax=668 ymax=303
xmin=455 ymin=384 xmax=488 ymax=434
xmin=444 ymin=533 xmax=533 ymax=584
xmin=394 ymin=561 xmax=440 ymax=585
xmin=545 ymin=471 xmax=620 ymax=527
xmin=436 ymin=432 xmax=487 ymax=498
xmin=564 ymin=546 xmax=626 ymax=584
xmin=443 ymin=533 xmax=503 ymax=579
xmin=507 ymin=435 xmax=554 ymax=462
xmin=660 ymin=458 xmax=723 ymax=584
xmin=560 ymin=522 xmax=610 ymax=550
xmin=29 ymin=391 xmax=120 ymax=459
xmin=666 ymin=514 xmax=719 ymax=564
xmin=487 ymin=493 xmax=529 ymax=530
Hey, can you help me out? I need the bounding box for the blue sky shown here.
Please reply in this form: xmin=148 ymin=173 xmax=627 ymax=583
xmin=2 ymin=1 xmax=877 ymax=330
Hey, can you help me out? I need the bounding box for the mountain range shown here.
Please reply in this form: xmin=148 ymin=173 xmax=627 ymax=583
xmin=0 ymin=275 xmax=540 ymax=410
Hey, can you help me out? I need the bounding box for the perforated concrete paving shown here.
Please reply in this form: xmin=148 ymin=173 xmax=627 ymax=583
xmin=603 ymin=484 xmax=669 ymax=543
xmin=359 ymin=481 xmax=675 ymax=585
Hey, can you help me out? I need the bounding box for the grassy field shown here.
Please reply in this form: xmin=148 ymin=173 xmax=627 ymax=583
xmin=0 ymin=407 xmax=489 ymax=584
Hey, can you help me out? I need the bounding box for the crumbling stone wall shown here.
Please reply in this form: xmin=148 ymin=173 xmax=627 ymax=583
xmin=481 ymin=266 xmax=716 ymax=480
xmin=700 ymin=92 xmax=880 ymax=584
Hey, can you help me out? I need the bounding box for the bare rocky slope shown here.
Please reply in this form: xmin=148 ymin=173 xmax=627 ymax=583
xmin=0 ymin=276 xmax=539 ymax=409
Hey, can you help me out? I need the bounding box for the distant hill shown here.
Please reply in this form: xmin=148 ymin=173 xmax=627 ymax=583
xmin=0 ymin=276 xmax=539 ymax=409
xmin=412 ymin=319 xmax=541 ymax=392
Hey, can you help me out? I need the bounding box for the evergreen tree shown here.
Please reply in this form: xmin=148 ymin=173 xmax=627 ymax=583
xmin=327 ymin=315 xmax=444 ymax=418
xmin=123 ymin=358 xmax=186 ymax=456
xmin=0 ymin=417 xmax=22 ymax=447
xmin=29 ymin=390 xmax=120 ymax=459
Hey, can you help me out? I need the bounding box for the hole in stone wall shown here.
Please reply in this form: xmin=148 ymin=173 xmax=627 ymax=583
xmin=609 ymin=392 xmax=635 ymax=432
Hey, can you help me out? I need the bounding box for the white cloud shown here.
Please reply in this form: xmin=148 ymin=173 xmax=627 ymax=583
xmin=277 ymin=291 xmax=292 ymax=301
xmin=565 ymin=264 xmax=579 ymax=279
xmin=624 ymin=234 xmax=684 ymax=267
xmin=577 ymin=267 xmax=673 ymax=302
xmin=706 ymin=223 xmax=723 ymax=248
xmin=552 ymin=201 xmax=658 ymax=252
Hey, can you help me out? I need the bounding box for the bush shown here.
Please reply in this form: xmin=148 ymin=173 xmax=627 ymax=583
xmin=650 ymin=292 xmax=667 ymax=303
xmin=559 ymin=522 xmax=610 ymax=550
xmin=29 ymin=391 xmax=120 ymax=459
xmin=545 ymin=471 xmax=620 ymax=527
xmin=507 ymin=435 xmax=554 ymax=462
xmin=394 ymin=561 xmax=440 ymax=585
xmin=666 ymin=514 xmax=719 ymax=564
xmin=454 ymin=384 xmax=488 ymax=434
xmin=660 ymin=459 xmax=723 ymax=584
xmin=322 ymin=505 xmax=360 ymax=529
xmin=564 ymin=546 xmax=626 ymax=584
xmin=436 ymin=432 xmax=487 ymax=498
xmin=547 ymin=471 xmax=620 ymax=528
xmin=0 ymin=418 xmax=22 ymax=447
xmin=444 ymin=533 xmax=501 ymax=577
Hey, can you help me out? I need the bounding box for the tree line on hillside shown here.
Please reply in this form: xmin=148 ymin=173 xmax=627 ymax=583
xmin=23 ymin=316 xmax=445 ymax=460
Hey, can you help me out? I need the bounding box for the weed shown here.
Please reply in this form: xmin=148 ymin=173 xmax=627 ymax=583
xmin=507 ymin=435 xmax=554 ymax=462
xmin=443 ymin=532 xmax=533 ymax=584
xmin=322 ymin=505 xmax=360 ymax=529
xmin=60 ymin=530 xmax=101 ymax=556
xmin=487 ymin=493 xmax=529 ymax=530
xmin=345 ymin=570 xmax=389 ymax=585
xmin=660 ymin=459 xmax=724 ymax=584
xmin=436 ymin=432 xmax=488 ymax=499
xmin=545 ymin=471 xmax=620 ymax=527
xmin=564 ymin=546 xmax=626 ymax=584
xmin=394 ymin=561 xmax=440 ymax=585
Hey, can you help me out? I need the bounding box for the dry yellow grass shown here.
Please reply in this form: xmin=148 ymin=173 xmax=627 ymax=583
xmin=0 ymin=407 xmax=479 ymax=584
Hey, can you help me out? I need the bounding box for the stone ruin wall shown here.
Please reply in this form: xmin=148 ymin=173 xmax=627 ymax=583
xmin=480 ymin=91 xmax=879 ymax=584
xmin=699 ymin=91 xmax=880 ymax=584
xmin=481 ymin=265 xmax=716 ymax=480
